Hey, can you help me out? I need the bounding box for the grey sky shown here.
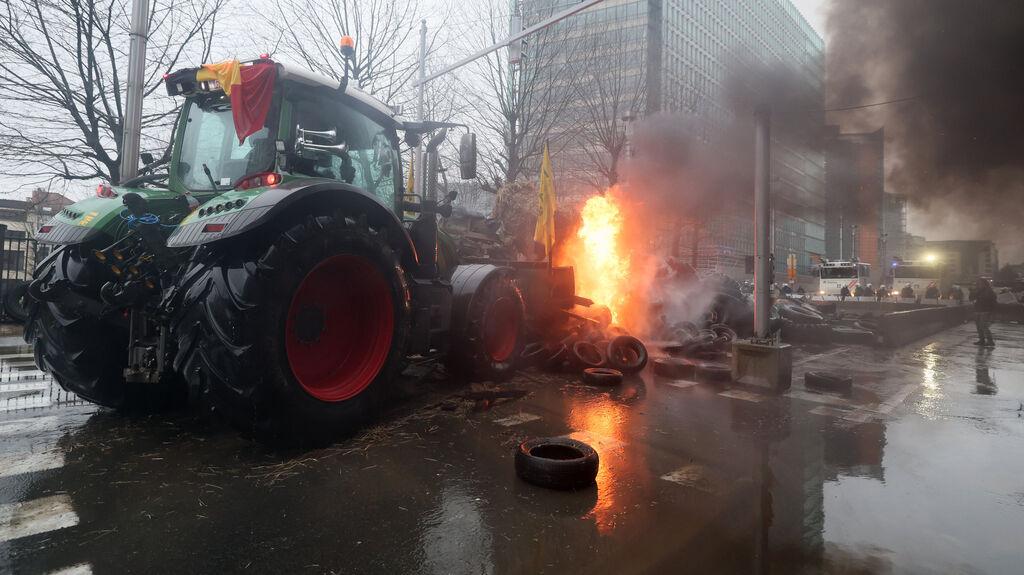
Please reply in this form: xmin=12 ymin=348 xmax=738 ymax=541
xmin=791 ymin=0 xmax=827 ymax=39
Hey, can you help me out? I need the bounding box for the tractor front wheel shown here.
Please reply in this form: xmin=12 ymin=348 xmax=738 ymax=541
xmin=25 ymin=246 xmax=182 ymax=411
xmin=171 ymin=213 xmax=411 ymax=443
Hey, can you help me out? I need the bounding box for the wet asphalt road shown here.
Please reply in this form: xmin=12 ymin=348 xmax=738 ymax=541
xmin=1 ymin=322 xmax=1022 ymax=574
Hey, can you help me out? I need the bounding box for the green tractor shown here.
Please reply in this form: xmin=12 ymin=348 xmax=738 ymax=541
xmin=26 ymin=56 xmax=573 ymax=441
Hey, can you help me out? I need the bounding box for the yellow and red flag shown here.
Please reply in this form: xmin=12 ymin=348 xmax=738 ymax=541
xmin=197 ymin=59 xmax=277 ymax=143
xmin=534 ymin=143 xmax=556 ymax=260
xmin=196 ymin=60 xmax=242 ymax=95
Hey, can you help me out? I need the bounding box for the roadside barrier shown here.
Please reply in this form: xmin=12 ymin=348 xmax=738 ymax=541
xmin=877 ymin=304 xmax=972 ymax=346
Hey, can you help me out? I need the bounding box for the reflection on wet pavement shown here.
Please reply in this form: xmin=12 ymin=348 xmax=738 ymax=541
xmin=1 ymin=323 xmax=1022 ymax=574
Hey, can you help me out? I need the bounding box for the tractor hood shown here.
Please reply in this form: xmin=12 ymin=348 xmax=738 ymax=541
xmin=35 ymin=187 xmax=188 ymax=245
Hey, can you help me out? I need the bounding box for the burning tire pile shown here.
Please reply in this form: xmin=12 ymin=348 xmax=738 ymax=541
xmin=520 ymin=318 xmax=649 ymax=387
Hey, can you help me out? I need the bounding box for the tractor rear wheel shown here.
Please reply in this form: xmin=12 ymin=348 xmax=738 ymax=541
xmin=170 ymin=213 xmax=411 ymax=443
xmin=25 ymin=246 xmax=181 ymax=411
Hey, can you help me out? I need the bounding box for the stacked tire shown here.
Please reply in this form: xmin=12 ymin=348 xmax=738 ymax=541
xmin=776 ymin=301 xmax=831 ymax=344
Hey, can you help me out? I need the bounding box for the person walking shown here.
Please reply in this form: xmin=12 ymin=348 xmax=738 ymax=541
xmin=972 ymin=277 xmax=997 ymax=347
xmin=839 ymin=285 xmax=850 ymax=302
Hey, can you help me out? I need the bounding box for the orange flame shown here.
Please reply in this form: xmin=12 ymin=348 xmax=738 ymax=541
xmin=559 ymin=191 xmax=631 ymax=325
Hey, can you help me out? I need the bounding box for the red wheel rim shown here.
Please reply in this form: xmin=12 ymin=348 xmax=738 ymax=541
xmin=285 ymin=255 xmax=394 ymax=402
xmin=482 ymin=296 xmax=520 ymax=362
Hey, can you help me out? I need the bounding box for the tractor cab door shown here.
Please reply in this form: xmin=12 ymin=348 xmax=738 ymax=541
xmin=285 ymin=90 xmax=401 ymax=210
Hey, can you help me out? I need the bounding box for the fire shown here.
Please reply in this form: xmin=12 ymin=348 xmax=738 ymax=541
xmin=560 ymin=191 xmax=631 ymax=324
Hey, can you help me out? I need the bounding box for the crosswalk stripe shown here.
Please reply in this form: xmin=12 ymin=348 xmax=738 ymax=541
xmin=47 ymin=564 xmax=92 ymax=575
xmin=0 ymin=451 xmax=65 ymax=479
xmin=0 ymin=415 xmax=60 ymax=437
xmin=0 ymin=494 xmax=78 ymax=543
xmin=718 ymin=389 xmax=763 ymax=403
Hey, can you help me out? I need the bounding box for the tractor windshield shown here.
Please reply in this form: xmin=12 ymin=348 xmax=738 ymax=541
xmin=176 ymin=99 xmax=277 ymax=191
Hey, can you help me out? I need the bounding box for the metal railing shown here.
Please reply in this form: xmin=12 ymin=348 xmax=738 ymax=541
xmin=0 ymin=347 xmax=86 ymax=412
xmin=0 ymin=224 xmax=47 ymax=322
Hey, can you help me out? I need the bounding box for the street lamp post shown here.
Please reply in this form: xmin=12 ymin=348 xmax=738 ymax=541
xmin=120 ymin=0 xmax=150 ymax=182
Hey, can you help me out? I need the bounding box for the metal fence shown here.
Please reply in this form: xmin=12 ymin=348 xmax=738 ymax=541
xmin=0 ymin=346 xmax=86 ymax=413
xmin=0 ymin=225 xmax=86 ymax=411
xmin=0 ymin=223 xmax=48 ymax=321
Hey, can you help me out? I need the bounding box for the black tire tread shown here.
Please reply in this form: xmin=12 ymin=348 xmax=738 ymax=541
xmin=169 ymin=212 xmax=411 ymax=443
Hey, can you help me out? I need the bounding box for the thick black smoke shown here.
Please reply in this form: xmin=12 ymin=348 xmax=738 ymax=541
xmin=620 ymin=58 xmax=822 ymax=222
xmin=826 ymin=1 xmax=1024 ymax=261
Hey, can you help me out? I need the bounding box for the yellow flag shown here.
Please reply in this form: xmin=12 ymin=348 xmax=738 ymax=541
xmin=196 ymin=60 xmax=242 ymax=95
xmin=534 ymin=143 xmax=556 ymax=259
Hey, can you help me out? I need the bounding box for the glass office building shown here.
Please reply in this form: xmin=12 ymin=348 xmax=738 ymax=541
xmin=523 ymin=0 xmax=826 ymax=279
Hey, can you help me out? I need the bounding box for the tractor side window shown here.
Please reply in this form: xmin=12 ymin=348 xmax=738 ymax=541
xmin=290 ymin=94 xmax=399 ymax=206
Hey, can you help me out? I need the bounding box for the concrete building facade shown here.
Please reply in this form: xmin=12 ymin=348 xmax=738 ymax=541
xmin=925 ymin=240 xmax=999 ymax=285
xmin=824 ymin=127 xmax=885 ymax=280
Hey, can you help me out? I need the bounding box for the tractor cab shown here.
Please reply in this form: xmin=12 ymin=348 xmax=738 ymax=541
xmin=164 ymin=57 xmax=407 ymax=210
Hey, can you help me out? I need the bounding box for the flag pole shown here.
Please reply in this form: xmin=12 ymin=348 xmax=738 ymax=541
xmin=546 ymin=140 xmax=553 ymax=275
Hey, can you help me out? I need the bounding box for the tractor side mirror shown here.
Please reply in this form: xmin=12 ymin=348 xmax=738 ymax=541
xmin=459 ymin=133 xmax=477 ymax=180
xmin=400 ymin=193 xmax=422 ymax=221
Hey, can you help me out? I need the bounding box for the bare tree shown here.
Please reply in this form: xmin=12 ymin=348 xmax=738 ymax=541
xmin=459 ymin=0 xmax=582 ymax=192
xmin=0 ymin=0 xmax=224 ymax=186
xmin=568 ymin=24 xmax=647 ymax=189
xmin=262 ymin=0 xmax=441 ymax=106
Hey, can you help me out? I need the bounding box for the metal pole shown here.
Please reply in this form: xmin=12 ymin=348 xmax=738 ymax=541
xmin=754 ymin=107 xmax=771 ymax=338
xmin=120 ymin=0 xmax=150 ymax=182
xmin=416 ymin=19 xmax=427 ymax=198
xmin=413 ymin=0 xmax=607 ymax=88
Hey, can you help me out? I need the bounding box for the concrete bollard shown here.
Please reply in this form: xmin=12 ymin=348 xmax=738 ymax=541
xmin=731 ymin=340 xmax=793 ymax=392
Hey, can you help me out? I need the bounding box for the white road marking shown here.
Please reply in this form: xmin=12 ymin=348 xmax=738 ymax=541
xmin=0 ymin=494 xmax=78 ymax=543
xmin=718 ymin=389 xmax=764 ymax=403
xmin=809 ymin=405 xmax=874 ymax=423
xmin=493 ymin=412 xmax=540 ymax=426
xmin=663 ymin=379 xmax=699 ymax=390
xmin=47 ymin=564 xmax=93 ymax=575
xmin=786 ymin=388 xmax=853 ymax=408
xmin=0 ymin=451 xmax=65 ymax=479
xmin=0 ymin=415 xmax=60 ymax=437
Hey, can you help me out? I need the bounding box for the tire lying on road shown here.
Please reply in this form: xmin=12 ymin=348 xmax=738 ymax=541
xmin=170 ymin=212 xmax=411 ymax=443
xmin=581 ymin=367 xmax=623 ymax=386
xmin=520 ymin=342 xmax=548 ymax=366
xmin=605 ymin=335 xmax=648 ymax=373
xmin=804 ymin=371 xmax=853 ymax=394
xmin=26 ymin=246 xmax=182 ymax=411
xmin=515 ymin=437 xmax=600 ymax=490
xmin=572 ymin=341 xmax=605 ymax=368
xmin=696 ymin=363 xmax=732 ymax=383
xmin=653 ymin=357 xmax=697 ymax=379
